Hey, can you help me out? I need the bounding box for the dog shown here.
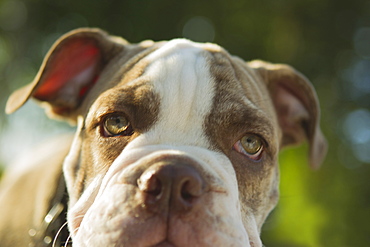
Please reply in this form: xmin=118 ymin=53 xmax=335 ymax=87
xmin=0 ymin=28 xmax=327 ymax=247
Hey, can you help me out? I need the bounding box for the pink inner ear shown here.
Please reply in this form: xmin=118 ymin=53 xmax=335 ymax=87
xmin=34 ymin=39 xmax=101 ymax=100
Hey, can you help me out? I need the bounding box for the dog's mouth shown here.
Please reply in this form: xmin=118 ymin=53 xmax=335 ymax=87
xmin=69 ymin=187 xmax=249 ymax=247
xmin=150 ymin=238 xmax=259 ymax=247
xmin=68 ymin=152 xmax=254 ymax=246
xmin=151 ymin=240 xmax=176 ymax=247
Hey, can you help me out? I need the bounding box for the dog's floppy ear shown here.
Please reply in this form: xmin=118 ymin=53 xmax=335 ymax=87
xmin=248 ymin=60 xmax=327 ymax=169
xmin=5 ymin=28 xmax=126 ymax=122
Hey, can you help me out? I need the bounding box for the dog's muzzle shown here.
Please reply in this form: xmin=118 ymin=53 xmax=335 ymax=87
xmin=68 ymin=147 xmax=250 ymax=247
xmin=136 ymin=159 xmax=206 ymax=215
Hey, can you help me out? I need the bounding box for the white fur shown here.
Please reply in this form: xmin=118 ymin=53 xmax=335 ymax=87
xmin=142 ymin=39 xmax=215 ymax=147
xmin=71 ymin=145 xmax=250 ymax=246
xmin=67 ymin=40 xmax=260 ymax=247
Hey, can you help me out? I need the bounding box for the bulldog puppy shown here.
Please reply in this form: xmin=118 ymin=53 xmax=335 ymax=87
xmin=0 ymin=28 xmax=327 ymax=247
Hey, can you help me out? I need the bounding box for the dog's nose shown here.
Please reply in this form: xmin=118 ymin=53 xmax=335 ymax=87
xmin=137 ymin=162 xmax=206 ymax=214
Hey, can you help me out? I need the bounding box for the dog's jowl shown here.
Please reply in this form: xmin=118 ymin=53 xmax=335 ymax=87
xmin=0 ymin=28 xmax=327 ymax=247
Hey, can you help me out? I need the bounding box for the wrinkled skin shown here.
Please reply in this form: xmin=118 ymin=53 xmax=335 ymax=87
xmin=3 ymin=28 xmax=327 ymax=247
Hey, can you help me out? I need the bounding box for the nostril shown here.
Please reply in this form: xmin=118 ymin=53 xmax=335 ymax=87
xmin=137 ymin=172 xmax=162 ymax=197
xmin=138 ymin=162 xmax=206 ymax=214
xmin=180 ymin=177 xmax=204 ymax=203
xmin=172 ymin=167 xmax=206 ymax=215
xmin=181 ymin=181 xmax=195 ymax=202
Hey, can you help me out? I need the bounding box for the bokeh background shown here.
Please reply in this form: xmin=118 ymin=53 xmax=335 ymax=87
xmin=0 ymin=0 xmax=369 ymax=246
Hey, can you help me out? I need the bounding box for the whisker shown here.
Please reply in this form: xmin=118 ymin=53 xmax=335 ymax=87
xmin=53 ymin=215 xmax=85 ymax=247
xmin=64 ymin=227 xmax=79 ymax=247
xmin=64 ymin=234 xmax=72 ymax=247
xmin=52 ymin=221 xmax=68 ymax=247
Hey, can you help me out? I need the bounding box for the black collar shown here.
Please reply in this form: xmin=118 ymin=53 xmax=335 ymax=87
xmin=29 ymin=175 xmax=70 ymax=246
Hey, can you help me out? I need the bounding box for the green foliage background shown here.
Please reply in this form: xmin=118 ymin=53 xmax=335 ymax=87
xmin=0 ymin=0 xmax=369 ymax=246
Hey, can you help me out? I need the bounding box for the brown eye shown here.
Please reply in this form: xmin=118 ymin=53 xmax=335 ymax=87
xmin=233 ymin=134 xmax=264 ymax=160
xmin=240 ymin=135 xmax=262 ymax=155
xmin=103 ymin=114 xmax=132 ymax=137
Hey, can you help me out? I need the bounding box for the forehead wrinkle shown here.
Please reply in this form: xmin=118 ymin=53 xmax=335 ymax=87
xmin=138 ymin=39 xmax=216 ymax=146
xmin=85 ymin=81 xmax=158 ymax=129
xmin=229 ymin=101 xmax=275 ymax=142
xmin=205 ymin=49 xmax=278 ymax=151
xmin=230 ymin=57 xmax=280 ymax=146
xmin=210 ymin=92 xmax=276 ymax=148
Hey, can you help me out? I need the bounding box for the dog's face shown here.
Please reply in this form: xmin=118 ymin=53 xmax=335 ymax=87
xmin=6 ymin=29 xmax=327 ymax=246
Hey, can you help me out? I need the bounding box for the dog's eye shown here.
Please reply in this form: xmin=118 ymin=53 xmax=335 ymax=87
xmin=102 ymin=114 xmax=132 ymax=137
xmin=233 ymin=134 xmax=264 ymax=160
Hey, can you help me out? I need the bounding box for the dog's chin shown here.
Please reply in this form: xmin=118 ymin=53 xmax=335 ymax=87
xmin=151 ymin=241 xmax=175 ymax=247
xmin=72 ymin=216 xmax=251 ymax=247
xmin=70 ymin=198 xmax=253 ymax=247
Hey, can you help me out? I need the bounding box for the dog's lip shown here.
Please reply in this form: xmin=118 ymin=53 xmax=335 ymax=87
xmin=151 ymin=240 xmax=176 ymax=247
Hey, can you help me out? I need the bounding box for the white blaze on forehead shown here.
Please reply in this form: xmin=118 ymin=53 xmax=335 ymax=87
xmin=141 ymin=39 xmax=216 ymax=146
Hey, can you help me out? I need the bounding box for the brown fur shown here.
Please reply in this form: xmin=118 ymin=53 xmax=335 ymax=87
xmin=0 ymin=28 xmax=327 ymax=246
